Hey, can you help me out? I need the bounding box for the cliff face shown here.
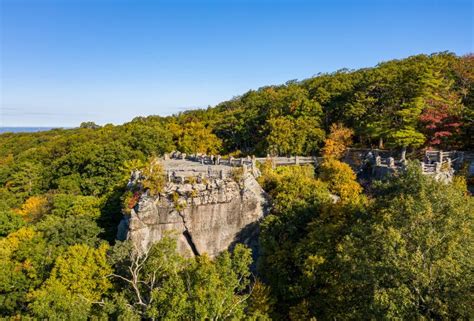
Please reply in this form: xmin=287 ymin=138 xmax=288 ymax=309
xmin=120 ymin=172 xmax=268 ymax=258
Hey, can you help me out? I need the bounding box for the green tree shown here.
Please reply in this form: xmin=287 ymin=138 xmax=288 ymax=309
xmin=124 ymin=122 xmax=174 ymax=156
xmin=259 ymin=160 xmax=365 ymax=319
xmin=258 ymin=165 xmax=333 ymax=317
xmin=246 ymin=279 xmax=274 ymax=320
xmin=0 ymin=227 xmax=53 ymax=316
xmin=265 ymin=117 xmax=294 ymax=156
xmin=35 ymin=215 xmax=102 ymax=249
xmin=50 ymin=194 xmax=102 ymax=219
xmin=4 ymin=161 xmax=45 ymax=204
xmin=80 ymin=121 xmax=101 ymax=129
xmin=0 ymin=202 xmax=24 ymax=237
xmin=451 ymin=54 xmax=474 ymax=149
xmin=108 ymin=238 xmax=188 ymax=319
xmin=170 ymin=121 xmax=222 ymax=154
xmin=183 ymin=244 xmax=253 ymax=320
xmin=108 ymin=237 xmax=255 ymax=320
xmin=340 ymin=165 xmax=473 ymax=319
xmin=51 ymin=142 xmax=135 ymax=196
xmin=29 ymin=244 xmax=112 ymax=320
xmin=266 ymin=116 xmax=324 ymax=156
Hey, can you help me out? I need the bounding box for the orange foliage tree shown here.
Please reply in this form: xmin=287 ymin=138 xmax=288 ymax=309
xmin=322 ymin=123 xmax=354 ymax=159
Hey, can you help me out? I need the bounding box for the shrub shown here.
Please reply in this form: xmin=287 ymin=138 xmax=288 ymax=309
xmin=141 ymin=159 xmax=165 ymax=196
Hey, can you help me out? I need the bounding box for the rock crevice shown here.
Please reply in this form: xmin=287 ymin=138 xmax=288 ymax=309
xmin=178 ymin=211 xmax=200 ymax=256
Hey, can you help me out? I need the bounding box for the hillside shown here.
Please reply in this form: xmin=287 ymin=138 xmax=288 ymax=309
xmin=0 ymin=52 xmax=473 ymax=320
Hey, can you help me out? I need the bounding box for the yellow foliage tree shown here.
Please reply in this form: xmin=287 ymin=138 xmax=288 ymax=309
xmin=16 ymin=195 xmax=48 ymax=222
xmin=0 ymin=227 xmax=40 ymax=292
xmin=0 ymin=154 xmax=14 ymax=167
xmin=319 ymin=158 xmax=362 ymax=204
xmin=0 ymin=226 xmax=36 ymax=258
xmin=28 ymin=244 xmax=112 ymax=319
xmin=121 ymin=159 xmax=145 ymax=182
xmin=141 ymin=158 xmax=166 ymax=196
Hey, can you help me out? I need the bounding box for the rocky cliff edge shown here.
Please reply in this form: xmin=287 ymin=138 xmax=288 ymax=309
xmin=118 ymin=170 xmax=268 ymax=258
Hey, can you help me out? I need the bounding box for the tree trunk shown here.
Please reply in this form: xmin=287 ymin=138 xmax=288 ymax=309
xmin=401 ymin=146 xmax=407 ymax=160
xmin=378 ymin=137 xmax=384 ymax=149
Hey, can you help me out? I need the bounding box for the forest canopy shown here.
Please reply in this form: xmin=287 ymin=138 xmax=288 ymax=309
xmin=0 ymin=52 xmax=473 ymax=320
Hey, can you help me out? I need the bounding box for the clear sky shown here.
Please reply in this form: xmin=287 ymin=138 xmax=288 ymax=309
xmin=1 ymin=0 xmax=472 ymax=127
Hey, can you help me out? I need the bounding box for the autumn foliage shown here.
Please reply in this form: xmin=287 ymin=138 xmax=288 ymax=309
xmin=16 ymin=195 xmax=48 ymax=222
xmin=420 ymin=99 xmax=462 ymax=147
xmin=322 ymin=123 xmax=353 ymax=159
xmin=141 ymin=158 xmax=166 ymax=196
xmin=319 ymin=158 xmax=362 ymax=203
xmin=0 ymin=52 xmax=473 ymax=320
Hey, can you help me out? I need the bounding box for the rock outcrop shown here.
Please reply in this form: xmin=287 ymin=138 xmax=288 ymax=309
xmin=119 ymin=171 xmax=268 ymax=258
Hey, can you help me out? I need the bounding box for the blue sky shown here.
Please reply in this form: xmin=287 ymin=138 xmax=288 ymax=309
xmin=1 ymin=0 xmax=472 ymax=127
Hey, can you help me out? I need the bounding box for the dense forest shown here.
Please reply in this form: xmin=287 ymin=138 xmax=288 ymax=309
xmin=1 ymin=52 xmax=473 ymax=320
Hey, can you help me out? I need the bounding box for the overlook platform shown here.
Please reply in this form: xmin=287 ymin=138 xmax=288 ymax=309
xmin=160 ymin=149 xmax=473 ymax=184
xmin=162 ymin=159 xmax=235 ymax=179
xmin=162 ymin=152 xmax=321 ymax=182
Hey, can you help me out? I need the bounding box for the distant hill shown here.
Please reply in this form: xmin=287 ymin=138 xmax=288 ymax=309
xmin=0 ymin=127 xmax=66 ymax=134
